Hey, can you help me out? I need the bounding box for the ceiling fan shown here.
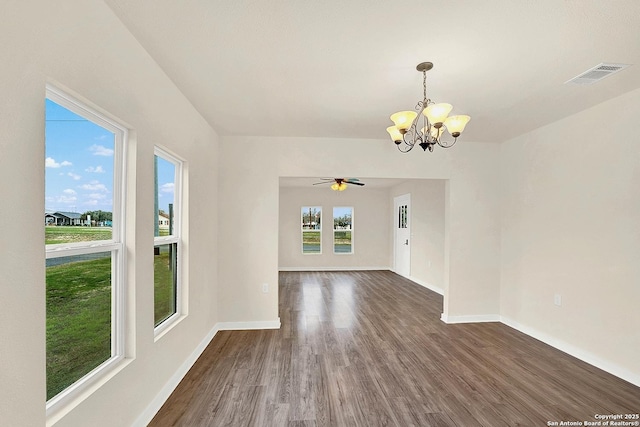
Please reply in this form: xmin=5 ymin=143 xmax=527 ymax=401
xmin=312 ymin=178 xmax=365 ymax=191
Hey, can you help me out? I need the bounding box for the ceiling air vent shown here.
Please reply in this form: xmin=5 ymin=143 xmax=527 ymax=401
xmin=565 ymin=63 xmax=631 ymax=85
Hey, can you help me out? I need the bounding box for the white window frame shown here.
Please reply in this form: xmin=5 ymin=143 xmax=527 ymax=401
xmin=153 ymin=146 xmax=183 ymax=337
xmin=333 ymin=206 xmax=354 ymax=255
xmin=45 ymin=85 xmax=128 ymax=416
xmin=301 ymin=206 xmax=322 ymax=254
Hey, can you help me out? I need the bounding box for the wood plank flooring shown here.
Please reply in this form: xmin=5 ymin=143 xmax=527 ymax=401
xmin=149 ymin=271 xmax=640 ymax=426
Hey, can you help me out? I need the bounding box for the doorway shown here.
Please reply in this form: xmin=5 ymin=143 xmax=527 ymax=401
xmin=393 ymin=193 xmax=411 ymax=278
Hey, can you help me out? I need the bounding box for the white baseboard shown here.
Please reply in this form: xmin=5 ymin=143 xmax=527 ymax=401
xmin=218 ymin=319 xmax=281 ymax=330
xmin=406 ymin=276 xmax=443 ymax=295
xmin=440 ymin=313 xmax=501 ymax=324
xmin=132 ymin=323 xmax=221 ymax=427
xmin=279 ymin=266 xmax=390 ymax=272
xmin=501 ymin=316 xmax=640 ymax=388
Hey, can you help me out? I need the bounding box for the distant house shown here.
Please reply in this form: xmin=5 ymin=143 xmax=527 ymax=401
xmin=158 ymin=211 xmax=170 ymax=229
xmin=45 ymin=211 xmax=84 ymax=226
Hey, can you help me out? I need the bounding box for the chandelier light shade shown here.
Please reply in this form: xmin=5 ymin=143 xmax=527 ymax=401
xmin=387 ymin=62 xmax=470 ymax=152
xmin=444 ymin=115 xmax=471 ymax=135
xmin=423 ymin=103 xmax=452 ymax=125
xmin=390 ymin=111 xmax=418 ymax=132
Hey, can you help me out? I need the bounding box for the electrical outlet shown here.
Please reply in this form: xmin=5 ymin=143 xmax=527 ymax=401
xmin=554 ymin=294 xmax=562 ymax=306
xmin=262 ymin=283 xmax=269 ymax=293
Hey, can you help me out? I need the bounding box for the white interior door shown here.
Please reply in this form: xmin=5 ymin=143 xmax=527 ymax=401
xmin=394 ymin=193 xmax=411 ymax=277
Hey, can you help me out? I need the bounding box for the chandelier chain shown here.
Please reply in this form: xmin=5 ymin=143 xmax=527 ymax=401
xmin=423 ymin=70 xmax=427 ymax=102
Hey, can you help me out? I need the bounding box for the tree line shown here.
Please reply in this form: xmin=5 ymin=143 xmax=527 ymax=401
xmin=334 ymin=214 xmax=352 ymax=228
xmin=80 ymin=210 xmax=112 ymax=222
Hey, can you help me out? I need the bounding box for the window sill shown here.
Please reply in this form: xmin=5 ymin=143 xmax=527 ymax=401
xmin=46 ymin=356 xmax=134 ymax=427
xmin=154 ymin=312 xmax=187 ymax=342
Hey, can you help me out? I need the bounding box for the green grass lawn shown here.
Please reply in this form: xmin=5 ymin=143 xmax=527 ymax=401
xmin=46 ymin=226 xmax=112 ymax=244
xmin=46 ymin=255 xmax=111 ymax=400
xmin=154 ymin=249 xmax=176 ymax=325
xmin=303 ymin=231 xmax=321 ymax=253
xmin=334 ymin=230 xmax=351 ymax=245
xmin=46 ymin=231 xmax=177 ymax=400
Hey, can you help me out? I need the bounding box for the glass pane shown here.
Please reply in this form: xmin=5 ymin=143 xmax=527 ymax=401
xmin=302 ymin=231 xmax=321 ymax=254
xmin=45 ymin=99 xmax=114 ymax=243
xmin=334 ymin=231 xmax=352 ymax=253
xmin=333 ymin=207 xmax=352 ymax=230
xmin=301 ymin=207 xmax=321 ymax=230
xmin=154 ymin=243 xmax=177 ymax=326
xmin=334 ymin=207 xmax=353 ymax=254
xmin=154 ymin=155 xmax=176 ymax=237
xmin=46 ymin=252 xmax=112 ymax=400
xmin=399 ymin=205 xmax=408 ymax=229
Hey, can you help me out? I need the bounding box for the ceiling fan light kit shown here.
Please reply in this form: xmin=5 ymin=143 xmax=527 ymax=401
xmin=313 ymin=178 xmax=365 ymax=191
xmin=387 ymin=62 xmax=470 ymax=153
xmin=331 ymin=182 xmax=348 ymax=191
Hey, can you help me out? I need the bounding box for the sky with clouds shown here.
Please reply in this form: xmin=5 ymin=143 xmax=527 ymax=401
xmin=45 ymin=99 xmax=175 ymax=215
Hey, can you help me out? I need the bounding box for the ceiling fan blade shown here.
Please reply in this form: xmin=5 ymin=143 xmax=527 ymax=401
xmin=312 ymin=181 xmax=332 ymax=185
xmin=344 ymin=179 xmax=365 ymax=185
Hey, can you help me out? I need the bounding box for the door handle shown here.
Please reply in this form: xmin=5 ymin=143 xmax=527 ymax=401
xmin=404 ymin=239 xmax=409 ymax=245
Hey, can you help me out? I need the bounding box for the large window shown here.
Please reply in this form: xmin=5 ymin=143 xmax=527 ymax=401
xmin=302 ymin=207 xmax=321 ymax=254
xmin=45 ymin=86 xmax=126 ymax=409
xmin=154 ymin=148 xmax=182 ymax=333
xmin=333 ymin=207 xmax=353 ymax=254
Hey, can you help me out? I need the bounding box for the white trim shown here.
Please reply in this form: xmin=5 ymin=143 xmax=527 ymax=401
xmin=132 ymin=324 xmax=221 ymax=427
xmin=153 ymin=147 xmax=185 ymax=336
xmin=218 ymin=319 xmax=281 ymax=330
xmin=278 ymin=266 xmax=390 ymax=272
xmin=301 ymin=206 xmax=322 ymax=254
xmin=45 ymin=85 xmax=129 ymax=420
xmin=46 ymin=356 xmax=131 ymax=426
xmin=500 ymin=316 xmax=640 ymax=388
xmin=46 ymin=242 xmax=120 ymax=258
xmin=440 ymin=313 xmax=501 ymax=324
xmin=393 ymin=193 xmax=411 ymax=277
xmin=406 ymin=276 xmax=443 ymax=295
xmin=333 ymin=206 xmax=354 ymax=255
xmin=46 ymin=84 xmax=128 ymax=137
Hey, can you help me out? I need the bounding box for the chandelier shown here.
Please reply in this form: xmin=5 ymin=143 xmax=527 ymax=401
xmin=386 ymin=62 xmax=470 ymax=153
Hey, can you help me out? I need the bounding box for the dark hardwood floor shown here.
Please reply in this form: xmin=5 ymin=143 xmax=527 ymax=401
xmin=149 ymin=270 xmax=640 ymax=426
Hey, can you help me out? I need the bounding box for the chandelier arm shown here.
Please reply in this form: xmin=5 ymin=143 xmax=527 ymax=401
xmin=396 ymin=140 xmax=414 ymax=153
xmin=436 ymin=136 xmax=458 ymax=149
xmin=397 ymin=132 xmax=416 ymax=152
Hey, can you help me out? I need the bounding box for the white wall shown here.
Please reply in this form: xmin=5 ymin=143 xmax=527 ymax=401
xmin=4 ymin=3 xmax=636 ymax=424
xmin=500 ymin=87 xmax=640 ymax=384
xmin=0 ymin=2 xmax=219 ymax=426
xmin=390 ymin=180 xmax=446 ymax=294
xmin=219 ymin=136 xmax=501 ymax=324
xmin=279 ymin=187 xmax=390 ymax=270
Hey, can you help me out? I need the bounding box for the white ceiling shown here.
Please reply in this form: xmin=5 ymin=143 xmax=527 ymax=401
xmin=105 ymin=0 xmax=640 ymax=143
